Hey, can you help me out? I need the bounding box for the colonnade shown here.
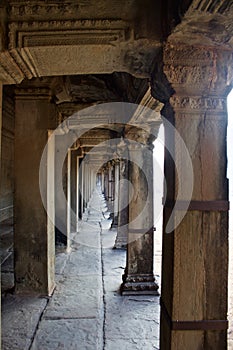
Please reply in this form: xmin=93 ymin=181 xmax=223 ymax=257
xmin=0 ymin=43 xmax=232 ymax=350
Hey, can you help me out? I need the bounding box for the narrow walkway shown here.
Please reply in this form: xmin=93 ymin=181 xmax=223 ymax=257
xmin=2 ymin=188 xmax=160 ymax=350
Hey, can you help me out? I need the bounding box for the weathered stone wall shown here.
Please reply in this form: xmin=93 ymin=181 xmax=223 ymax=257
xmin=0 ymin=87 xmax=14 ymax=222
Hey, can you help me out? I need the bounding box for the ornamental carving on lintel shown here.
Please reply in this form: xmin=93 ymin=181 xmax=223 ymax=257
xmin=8 ymin=19 xmax=131 ymax=49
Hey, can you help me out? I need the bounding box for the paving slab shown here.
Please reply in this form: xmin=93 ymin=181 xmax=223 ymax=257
xmin=31 ymin=319 xmax=103 ymax=350
xmin=63 ymin=246 xmax=102 ymax=276
xmin=55 ymin=252 xmax=69 ymax=276
xmin=44 ymin=275 xmax=103 ymax=320
xmin=2 ymin=295 xmax=47 ymax=350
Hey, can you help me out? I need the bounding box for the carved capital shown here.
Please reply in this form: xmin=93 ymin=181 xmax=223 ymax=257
xmin=163 ymin=44 xmax=233 ymax=96
xmin=124 ymin=125 xmax=155 ymax=147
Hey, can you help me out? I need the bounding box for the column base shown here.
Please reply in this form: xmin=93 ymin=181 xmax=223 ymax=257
xmin=111 ymin=215 xmax=118 ymax=228
xmin=120 ymin=274 xmax=159 ymax=296
xmin=113 ymin=237 xmax=127 ymax=249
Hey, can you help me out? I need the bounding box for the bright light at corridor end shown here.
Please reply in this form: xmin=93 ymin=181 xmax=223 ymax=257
xmin=39 ymin=102 xmax=194 ymax=247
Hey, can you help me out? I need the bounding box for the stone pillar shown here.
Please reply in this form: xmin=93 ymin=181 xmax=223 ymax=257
xmin=79 ymin=157 xmax=83 ymax=217
xmin=14 ymin=87 xmax=56 ymax=295
xmin=108 ymin=162 xmax=114 ymax=219
xmin=76 ymin=149 xmax=82 ymax=230
xmin=121 ymin=127 xmax=159 ymax=295
xmin=85 ymin=162 xmax=90 ymax=207
xmin=67 ymin=149 xmax=71 ymax=251
xmin=67 ymin=148 xmax=79 ymax=245
xmin=101 ymin=169 xmax=104 ymax=193
xmin=108 ymin=162 xmax=112 ymax=209
xmin=104 ymin=165 xmax=109 ymax=200
xmin=85 ymin=161 xmax=90 ymax=207
xmin=70 ymin=150 xmax=78 ymax=233
xmin=83 ymin=161 xmax=87 ymax=210
xmin=111 ymin=160 xmax=120 ymax=228
xmin=55 ymin=136 xmax=69 ymax=247
xmin=153 ymin=44 xmax=232 ymax=350
xmin=114 ymin=158 xmax=129 ymax=249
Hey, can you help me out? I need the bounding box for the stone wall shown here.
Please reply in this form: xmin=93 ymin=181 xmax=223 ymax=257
xmin=0 ymin=86 xmax=14 ymax=222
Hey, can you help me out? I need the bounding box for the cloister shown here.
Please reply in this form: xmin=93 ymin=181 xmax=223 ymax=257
xmin=0 ymin=0 xmax=233 ymax=349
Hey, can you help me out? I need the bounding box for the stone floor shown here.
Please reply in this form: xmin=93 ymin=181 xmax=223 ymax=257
xmin=1 ymin=189 xmax=160 ymax=350
xmin=1 ymin=186 xmax=233 ymax=349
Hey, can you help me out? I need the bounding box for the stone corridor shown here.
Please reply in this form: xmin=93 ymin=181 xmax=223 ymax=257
xmin=2 ymin=188 xmax=160 ymax=350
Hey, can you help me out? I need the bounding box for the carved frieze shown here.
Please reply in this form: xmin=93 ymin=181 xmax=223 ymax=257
xmin=170 ymin=96 xmax=227 ymax=112
xmin=164 ymin=64 xmax=214 ymax=86
xmin=14 ymin=86 xmax=52 ymax=100
xmin=8 ymin=19 xmax=130 ymax=49
xmin=9 ymin=3 xmax=80 ymax=19
xmin=164 ymin=44 xmax=215 ymax=64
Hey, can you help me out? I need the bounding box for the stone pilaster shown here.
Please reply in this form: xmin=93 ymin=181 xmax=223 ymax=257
xmin=14 ymin=86 xmax=57 ymax=295
xmin=153 ymin=44 xmax=233 ymax=350
xmin=121 ymin=127 xmax=159 ymax=295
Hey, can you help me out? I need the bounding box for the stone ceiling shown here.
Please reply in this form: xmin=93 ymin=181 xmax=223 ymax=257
xmin=1 ymin=0 xmax=233 ymax=154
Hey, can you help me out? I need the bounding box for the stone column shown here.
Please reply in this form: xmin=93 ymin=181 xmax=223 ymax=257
xmin=80 ymin=157 xmax=84 ymax=215
xmin=70 ymin=150 xmax=78 ymax=233
xmin=101 ymin=169 xmax=105 ymax=193
xmin=76 ymin=149 xmax=82 ymax=230
xmin=108 ymin=162 xmax=115 ymax=219
xmin=14 ymin=87 xmax=56 ymax=295
xmin=114 ymin=158 xmax=129 ymax=249
xmin=153 ymin=44 xmax=232 ymax=350
xmin=55 ymin=135 xmax=69 ymax=247
xmin=104 ymin=165 xmax=109 ymax=200
xmin=67 ymin=148 xmax=79 ymax=244
xmin=83 ymin=161 xmax=87 ymax=210
xmin=121 ymin=127 xmax=159 ymax=295
xmin=108 ymin=162 xmax=112 ymax=210
xmin=86 ymin=162 xmax=89 ymax=205
xmin=66 ymin=149 xmax=71 ymax=251
xmin=111 ymin=160 xmax=120 ymax=228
